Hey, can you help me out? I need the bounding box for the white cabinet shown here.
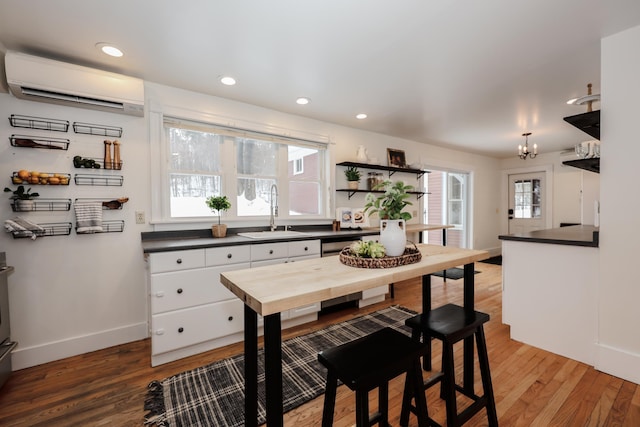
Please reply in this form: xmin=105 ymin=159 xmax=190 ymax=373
xmin=147 ymin=239 xmax=321 ymax=366
xmin=148 ymin=245 xmax=251 ymax=366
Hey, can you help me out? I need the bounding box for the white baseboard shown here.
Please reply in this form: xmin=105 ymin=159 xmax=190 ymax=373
xmin=595 ymin=343 xmax=640 ymax=384
xmin=12 ymin=322 xmax=148 ymax=371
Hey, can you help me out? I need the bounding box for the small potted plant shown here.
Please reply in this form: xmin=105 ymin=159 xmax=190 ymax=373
xmin=344 ymin=166 xmax=362 ymax=190
xmin=363 ymin=180 xmax=414 ymax=256
xmin=4 ymin=185 xmax=40 ymax=212
xmin=206 ymin=195 xmax=231 ymax=238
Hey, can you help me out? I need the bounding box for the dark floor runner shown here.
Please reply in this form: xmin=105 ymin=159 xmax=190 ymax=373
xmin=432 ymin=267 xmax=479 ymax=280
xmin=480 ymin=255 xmax=502 ymax=265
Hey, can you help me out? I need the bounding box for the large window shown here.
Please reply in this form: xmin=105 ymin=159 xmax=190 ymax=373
xmin=164 ymin=119 xmax=327 ymax=222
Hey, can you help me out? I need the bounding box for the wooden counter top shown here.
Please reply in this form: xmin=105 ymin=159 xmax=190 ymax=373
xmin=220 ymin=243 xmax=487 ymax=316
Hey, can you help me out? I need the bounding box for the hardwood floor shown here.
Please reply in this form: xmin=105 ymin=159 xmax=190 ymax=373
xmin=0 ymin=262 xmax=638 ymax=426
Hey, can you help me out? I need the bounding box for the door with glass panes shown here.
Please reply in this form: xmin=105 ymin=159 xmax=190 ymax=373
xmin=508 ymin=172 xmax=545 ymax=234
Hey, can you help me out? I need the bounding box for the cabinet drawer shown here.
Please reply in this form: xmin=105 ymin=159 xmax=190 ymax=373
xmin=288 ymin=240 xmax=320 ymax=257
xmin=151 ymin=299 xmax=245 ymax=355
xmin=206 ymin=245 xmax=250 ymax=267
xmin=250 ymin=242 xmax=288 ymax=261
xmin=148 ymin=249 xmax=205 ymax=273
xmin=150 ymin=263 xmax=250 ymax=314
xmin=289 ymin=302 xmax=321 ymax=319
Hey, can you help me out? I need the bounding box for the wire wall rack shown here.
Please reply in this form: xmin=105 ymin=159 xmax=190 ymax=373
xmin=8 ymin=114 xmax=69 ymax=132
xmin=72 ymin=122 xmax=123 ymax=138
xmin=10 ymin=198 xmax=72 ymax=212
xmin=74 ymin=174 xmax=124 ymax=186
xmin=9 ymin=134 xmax=70 ymax=150
xmin=75 ymin=220 xmax=124 ymax=234
xmin=9 ymin=222 xmax=72 ymax=239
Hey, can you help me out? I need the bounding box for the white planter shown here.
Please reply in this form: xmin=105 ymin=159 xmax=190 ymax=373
xmin=347 ymin=181 xmax=359 ymax=190
xmin=380 ymin=219 xmax=406 ymax=257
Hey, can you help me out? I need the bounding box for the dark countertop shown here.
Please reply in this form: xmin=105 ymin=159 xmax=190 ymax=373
xmin=498 ymin=225 xmax=599 ymax=247
xmin=141 ymin=226 xmax=380 ymax=254
xmin=140 ymin=223 xmax=449 ymax=254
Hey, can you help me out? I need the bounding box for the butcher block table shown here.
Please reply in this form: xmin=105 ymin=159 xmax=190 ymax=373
xmin=220 ymin=243 xmax=489 ymax=427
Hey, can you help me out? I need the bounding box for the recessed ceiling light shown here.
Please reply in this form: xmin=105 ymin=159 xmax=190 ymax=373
xmin=95 ymin=43 xmax=123 ymax=57
xmin=296 ymin=97 xmax=310 ymax=105
xmin=220 ymin=76 xmax=236 ymax=86
xmin=356 ymin=113 xmax=367 ymax=120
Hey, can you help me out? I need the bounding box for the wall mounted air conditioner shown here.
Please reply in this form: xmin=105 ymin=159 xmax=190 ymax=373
xmin=4 ymin=51 xmax=144 ymax=117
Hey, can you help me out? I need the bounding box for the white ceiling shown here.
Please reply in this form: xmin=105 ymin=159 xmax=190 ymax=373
xmin=1 ymin=0 xmax=640 ymax=158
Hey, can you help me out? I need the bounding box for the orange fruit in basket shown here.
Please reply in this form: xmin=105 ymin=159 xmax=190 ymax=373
xmin=17 ymin=170 xmax=30 ymax=180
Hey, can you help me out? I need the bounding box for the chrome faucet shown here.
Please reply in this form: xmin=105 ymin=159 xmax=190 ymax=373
xmin=270 ymin=184 xmax=278 ymax=232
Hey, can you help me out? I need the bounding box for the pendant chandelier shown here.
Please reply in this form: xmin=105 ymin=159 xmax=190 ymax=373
xmin=518 ymin=132 xmax=537 ymax=160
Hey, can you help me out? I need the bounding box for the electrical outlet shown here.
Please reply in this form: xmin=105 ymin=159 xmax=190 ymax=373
xmin=135 ymin=211 xmax=145 ymax=224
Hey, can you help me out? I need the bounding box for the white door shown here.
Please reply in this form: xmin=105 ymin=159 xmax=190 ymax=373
xmin=508 ymin=172 xmax=545 ymax=234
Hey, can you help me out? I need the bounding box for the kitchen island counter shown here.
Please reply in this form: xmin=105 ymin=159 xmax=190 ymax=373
xmin=498 ymin=224 xmax=598 ymax=247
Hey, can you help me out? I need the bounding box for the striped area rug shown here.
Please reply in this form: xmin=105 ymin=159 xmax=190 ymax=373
xmin=144 ymin=305 xmax=416 ymax=427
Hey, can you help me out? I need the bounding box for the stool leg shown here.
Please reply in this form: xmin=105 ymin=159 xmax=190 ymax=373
xmin=400 ymin=369 xmax=413 ymax=427
xmin=412 ymin=360 xmax=430 ymax=427
xmin=322 ymin=371 xmax=338 ymax=427
xmin=475 ymin=326 xmax=498 ymax=427
xmin=442 ymin=342 xmax=458 ymax=427
xmin=379 ymin=382 xmax=389 ymax=426
xmin=412 ymin=328 xmax=432 ymax=372
xmin=355 ymin=389 xmax=369 ymax=427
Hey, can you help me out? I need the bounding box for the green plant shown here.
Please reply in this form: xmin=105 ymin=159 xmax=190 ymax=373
xmin=344 ymin=166 xmax=361 ymax=182
xmin=363 ymin=180 xmax=413 ymax=220
xmin=349 ymin=240 xmax=386 ymax=258
xmin=4 ymin=185 xmax=40 ymax=200
xmin=205 ymin=195 xmax=231 ymax=225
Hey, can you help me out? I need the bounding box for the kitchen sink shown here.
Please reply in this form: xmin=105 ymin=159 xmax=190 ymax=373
xmin=237 ymin=230 xmax=310 ymax=239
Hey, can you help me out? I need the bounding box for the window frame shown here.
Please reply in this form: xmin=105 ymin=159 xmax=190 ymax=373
xmin=149 ymin=111 xmax=331 ymax=226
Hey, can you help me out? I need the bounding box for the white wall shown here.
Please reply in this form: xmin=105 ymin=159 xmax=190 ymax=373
xmin=0 ymin=81 xmax=503 ymax=369
xmin=0 ymin=95 xmax=151 ymax=369
xmin=598 ymin=24 xmax=640 ymax=383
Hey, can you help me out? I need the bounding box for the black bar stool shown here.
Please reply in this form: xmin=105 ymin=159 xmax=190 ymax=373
xmin=318 ymin=327 xmax=435 ymax=427
xmin=402 ymin=304 xmax=498 ymax=427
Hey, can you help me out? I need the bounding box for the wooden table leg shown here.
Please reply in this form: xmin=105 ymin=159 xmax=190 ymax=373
xmin=421 ymin=274 xmax=432 ymax=371
xmin=463 ymin=262 xmax=475 ymax=393
xmin=264 ymin=313 xmax=284 ymax=427
xmin=244 ymin=305 xmax=258 ymax=427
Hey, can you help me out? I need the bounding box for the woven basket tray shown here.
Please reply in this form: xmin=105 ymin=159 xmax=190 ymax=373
xmin=339 ymin=243 xmax=422 ymax=269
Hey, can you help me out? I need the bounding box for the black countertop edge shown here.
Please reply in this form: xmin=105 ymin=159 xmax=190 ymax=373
xmin=141 ymin=225 xmax=334 ymax=241
xmin=498 ymin=225 xmax=599 ymax=248
xmin=141 ymin=226 xmax=380 ymax=254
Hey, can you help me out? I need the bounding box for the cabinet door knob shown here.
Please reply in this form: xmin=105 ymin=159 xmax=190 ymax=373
xmin=155 ymin=291 xmax=165 ymax=298
xmin=269 ymin=249 xmax=274 ymax=254
xmin=177 ymin=288 xmax=183 ymax=294
xmin=227 ymin=253 xmax=232 ymax=259
xmin=155 ymin=329 xmax=165 ymax=335
xmin=228 ymin=316 xmax=233 ymax=322
xmin=304 ymin=246 xmax=308 ymax=251
xmin=178 ymin=327 xmax=184 ymax=333
xmin=176 ymin=258 xmax=182 ymax=264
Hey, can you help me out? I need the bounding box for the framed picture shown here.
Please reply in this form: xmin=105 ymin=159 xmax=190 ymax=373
xmin=387 ymin=148 xmax=407 ymax=168
xmin=336 ymin=207 xmax=370 ymax=229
